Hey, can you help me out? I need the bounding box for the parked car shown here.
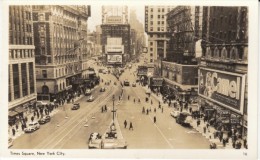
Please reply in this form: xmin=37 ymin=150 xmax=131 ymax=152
xmin=88 ymin=132 xmax=102 ymax=149
xmin=8 ymin=138 xmax=13 ymax=148
xmin=38 ymin=115 xmax=51 ymax=124
xmin=87 ymin=96 xmax=94 ymax=102
xmin=176 ymin=112 xmax=193 ymax=126
xmin=98 ymin=69 xmax=103 ymax=73
xmin=132 ymin=82 xmax=136 ymax=87
xmin=100 ymin=87 xmax=106 ymax=92
xmin=24 ymin=122 xmax=40 ymax=133
xmin=102 ymin=131 xmax=127 ymax=149
xmin=170 ymin=110 xmax=180 ymax=118
xmin=71 ymin=103 xmax=80 ymax=110
xmin=85 ymin=89 xmax=91 ymax=96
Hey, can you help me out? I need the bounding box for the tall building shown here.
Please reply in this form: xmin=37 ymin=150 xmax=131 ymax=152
xmin=129 ymin=9 xmax=146 ymax=58
xmin=166 ymin=6 xmax=202 ymax=64
xmin=144 ymin=6 xmax=175 ymax=63
xmin=8 ymin=6 xmax=37 ymax=126
xmin=159 ymin=6 xmax=202 ymax=105
xmin=32 ymin=5 xmax=91 ymax=102
xmin=101 ymin=6 xmax=130 ymax=65
xmin=199 ymin=7 xmax=248 ymax=137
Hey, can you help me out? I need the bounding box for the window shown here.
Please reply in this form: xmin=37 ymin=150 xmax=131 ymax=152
xmin=42 ymin=70 xmax=47 ymax=78
xmin=162 ymin=8 xmax=165 ymax=12
xmin=150 ymin=53 xmax=153 ymax=56
xmin=150 ymin=27 xmax=153 ymax=31
xmin=13 ymin=64 xmax=20 ymax=99
xmin=157 ymin=27 xmax=160 ymax=31
xmin=21 ymin=63 xmax=28 ymax=96
xmin=29 ymin=62 xmax=34 ymax=94
xmin=158 ymin=15 xmax=160 ymax=18
xmin=150 ymin=42 xmax=153 ymax=45
xmin=150 ymin=21 xmax=153 ymax=25
xmin=158 ymin=8 xmax=160 ymax=12
xmin=162 ymin=15 xmax=164 ymax=19
xmin=158 ymin=21 xmax=160 ymax=25
xmin=150 ymin=59 xmax=153 ymax=62
xmin=150 ymin=8 xmax=153 ymax=12
xmin=150 ymin=47 xmax=153 ymax=51
xmin=150 ymin=15 xmax=153 ymax=19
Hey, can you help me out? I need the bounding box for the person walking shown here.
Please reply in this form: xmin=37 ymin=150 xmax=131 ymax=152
xmin=151 ymin=100 xmax=153 ymax=105
xmin=129 ymin=122 xmax=133 ymax=130
xmin=12 ymin=128 xmax=15 ymax=137
xmin=124 ymin=120 xmax=127 ymax=129
xmin=101 ymin=106 xmax=104 ymax=113
xmin=162 ymin=107 xmax=163 ymax=113
xmin=104 ymin=105 xmax=107 ymax=112
xmin=142 ymin=107 xmax=145 ymax=114
xmin=146 ymin=109 xmax=149 ymax=115
xmin=153 ymin=116 xmax=157 ymax=123
xmin=134 ymin=98 xmax=135 ymax=103
xmin=154 ymin=108 xmax=156 ymax=113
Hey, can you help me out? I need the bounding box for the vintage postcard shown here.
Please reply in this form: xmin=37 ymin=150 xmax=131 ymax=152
xmin=0 ymin=0 xmax=258 ymax=159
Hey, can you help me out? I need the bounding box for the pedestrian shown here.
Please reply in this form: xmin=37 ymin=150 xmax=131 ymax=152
xmin=101 ymin=106 xmax=104 ymax=113
xmin=128 ymin=95 xmax=130 ymax=100
xmin=158 ymin=103 xmax=161 ymax=109
xmin=138 ymin=98 xmax=140 ymax=103
xmin=134 ymin=98 xmax=135 ymax=103
xmin=124 ymin=120 xmax=127 ymax=128
xmin=105 ymin=105 xmax=107 ymax=112
xmin=197 ymin=119 xmax=200 ymax=127
xmin=146 ymin=109 xmax=149 ymax=115
xmin=189 ymin=107 xmax=192 ymax=113
xmin=180 ymin=107 xmax=183 ymax=112
xmin=129 ymin=122 xmax=133 ymax=130
xmin=153 ymin=116 xmax=156 ymax=123
xmin=15 ymin=124 xmax=18 ymax=130
xmin=142 ymin=107 xmax=145 ymax=114
xmin=232 ymin=141 xmax=236 ymax=148
xmin=12 ymin=128 xmax=15 ymax=136
xmin=151 ymin=100 xmax=153 ymax=105
xmin=119 ymin=96 xmax=121 ymax=101
xmin=223 ymin=138 xmax=226 ymax=147
xmin=161 ymin=107 xmax=163 ymax=113
xmin=154 ymin=108 xmax=156 ymax=113
xmin=206 ymin=122 xmax=210 ymax=129
xmin=72 ymin=98 xmax=74 ymax=103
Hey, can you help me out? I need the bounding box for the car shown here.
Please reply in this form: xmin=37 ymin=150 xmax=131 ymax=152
xmin=170 ymin=110 xmax=180 ymax=118
xmin=98 ymin=69 xmax=103 ymax=73
xmin=176 ymin=112 xmax=193 ymax=126
xmin=145 ymin=89 xmax=151 ymax=95
xmin=132 ymin=82 xmax=136 ymax=87
xmin=88 ymin=132 xmax=102 ymax=149
xmin=100 ymin=87 xmax=106 ymax=92
xmin=24 ymin=122 xmax=40 ymax=133
xmin=102 ymin=132 xmax=127 ymax=149
xmin=85 ymin=89 xmax=92 ymax=96
xmin=71 ymin=103 xmax=80 ymax=110
xmin=87 ymin=96 xmax=94 ymax=102
xmin=38 ymin=115 xmax=51 ymax=124
xmin=124 ymin=80 xmax=130 ymax=86
xmin=8 ymin=138 xmax=13 ymax=148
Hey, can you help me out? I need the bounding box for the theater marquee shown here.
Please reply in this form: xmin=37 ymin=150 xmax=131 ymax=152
xmin=198 ymin=68 xmax=246 ymax=114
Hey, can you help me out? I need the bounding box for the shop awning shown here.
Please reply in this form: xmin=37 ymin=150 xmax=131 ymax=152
xmin=9 ymin=111 xmax=18 ymax=117
xmin=14 ymin=106 xmax=27 ymax=113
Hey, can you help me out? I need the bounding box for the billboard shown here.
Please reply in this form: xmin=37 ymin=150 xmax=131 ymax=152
xmin=198 ymin=68 xmax=246 ymax=114
xmin=107 ymin=55 xmax=122 ymax=64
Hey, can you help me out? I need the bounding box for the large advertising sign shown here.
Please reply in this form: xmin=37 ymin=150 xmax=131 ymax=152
xmin=198 ymin=68 xmax=246 ymax=114
xmin=137 ymin=66 xmax=147 ymax=76
xmin=107 ymin=55 xmax=122 ymax=64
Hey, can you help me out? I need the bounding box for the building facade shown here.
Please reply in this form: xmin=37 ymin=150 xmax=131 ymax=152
xmin=101 ymin=6 xmax=130 ymax=65
xmin=8 ymin=6 xmax=37 ymax=126
xmin=159 ymin=6 xmax=202 ymax=104
xmin=199 ymin=6 xmax=248 ymax=137
xmin=144 ymin=6 xmax=175 ymax=63
xmin=32 ymin=5 xmax=91 ymax=102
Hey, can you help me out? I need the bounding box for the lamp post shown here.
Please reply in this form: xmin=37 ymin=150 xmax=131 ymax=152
xmin=111 ymin=95 xmax=116 ymax=124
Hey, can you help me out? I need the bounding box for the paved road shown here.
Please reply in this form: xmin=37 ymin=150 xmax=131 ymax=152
xmin=11 ymin=58 xmax=210 ymax=149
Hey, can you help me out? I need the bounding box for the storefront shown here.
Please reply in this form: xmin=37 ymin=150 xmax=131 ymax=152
xmin=198 ymin=68 xmax=246 ymax=137
xmin=150 ymin=77 xmax=163 ymax=93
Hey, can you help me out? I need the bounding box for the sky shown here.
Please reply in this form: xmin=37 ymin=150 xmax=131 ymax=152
xmin=88 ymin=5 xmax=145 ymax=32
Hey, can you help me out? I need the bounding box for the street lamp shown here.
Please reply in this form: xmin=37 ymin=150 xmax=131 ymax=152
xmin=111 ymin=95 xmax=116 ymax=124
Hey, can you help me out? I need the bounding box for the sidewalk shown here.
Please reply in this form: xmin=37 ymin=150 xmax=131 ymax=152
xmin=9 ymin=94 xmax=85 ymax=140
xmin=141 ymin=86 xmax=239 ymax=149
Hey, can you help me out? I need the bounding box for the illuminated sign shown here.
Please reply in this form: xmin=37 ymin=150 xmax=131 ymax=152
xmin=107 ymin=55 xmax=122 ymax=64
xmin=198 ymin=68 xmax=245 ymax=114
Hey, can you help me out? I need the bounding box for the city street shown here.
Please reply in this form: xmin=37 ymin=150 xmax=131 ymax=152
xmin=11 ymin=58 xmax=209 ymax=149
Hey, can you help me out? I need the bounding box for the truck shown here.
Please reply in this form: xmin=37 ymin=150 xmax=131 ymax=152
xmin=176 ymin=111 xmax=193 ymax=126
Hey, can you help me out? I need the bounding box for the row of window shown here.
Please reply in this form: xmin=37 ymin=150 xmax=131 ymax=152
xmin=150 ymin=14 xmax=165 ymax=19
xmin=150 ymin=8 xmax=172 ymax=13
xmin=9 ymin=32 xmax=33 ymax=45
xmin=9 ymin=6 xmax=32 ymax=21
xmin=8 ymin=62 xmax=35 ymax=102
xmin=9 ymin=49 xmax=34 ymax=59
xmin=150 ymin=27 xmax=165 ymax=32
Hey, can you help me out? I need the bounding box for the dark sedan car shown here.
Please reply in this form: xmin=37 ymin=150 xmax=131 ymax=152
xmin=38 ymin=115 xmax=51 ymax=124
xmin=71 ymin=103 xmax=80 ymax=110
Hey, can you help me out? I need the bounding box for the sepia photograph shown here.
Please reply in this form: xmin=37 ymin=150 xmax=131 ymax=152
xmin=0 ymin=0 xmax=258 ymax=159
